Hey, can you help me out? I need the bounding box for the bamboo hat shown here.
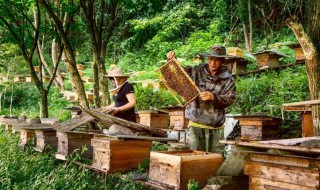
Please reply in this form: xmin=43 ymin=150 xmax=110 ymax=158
xmin=105 ymin=67 xmax=128 ymax=78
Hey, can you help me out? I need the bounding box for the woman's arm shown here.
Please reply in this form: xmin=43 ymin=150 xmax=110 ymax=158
xmin=112 ymin=93 xmax=136 ymax=114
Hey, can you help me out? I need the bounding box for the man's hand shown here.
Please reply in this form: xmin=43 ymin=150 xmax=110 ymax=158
xmin=199 ymin=91 xmax=214 ymax=101
xmin=166 ymin=51 xmax=176 ymax=61
xmin=111 ymin=107 xmax=121 ymax=115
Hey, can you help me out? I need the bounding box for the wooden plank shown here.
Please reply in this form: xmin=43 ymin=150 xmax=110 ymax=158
xmin=251 ymin=177 xmax=317 ymax=190
xmin=239 ymin=120 xmax=281 ymax=126
xmin=103 ymin=135 xmax=178 ymax=142
xmin=53 ymin=113 xmax=95 ymax=133
xmin=244 ymin=160 xmax=319 ymax=188
xmin=249 ymin=153 xmax=320 ymax=168
xmin=282 ymin=106 xmax=311 ymax=112
xmin=220 ymin=139 xmax=320 ymax=154
xmin=302 ymin=111 xmax=313 ymax=137
xmin=82 ymin=108 xmax=167 ymax=137
xmin=282 ymin=100 xmax=320 ymax=107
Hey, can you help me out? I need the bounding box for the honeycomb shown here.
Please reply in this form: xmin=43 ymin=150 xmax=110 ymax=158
xmin=159 ymin=59 xmax=200 ymax=104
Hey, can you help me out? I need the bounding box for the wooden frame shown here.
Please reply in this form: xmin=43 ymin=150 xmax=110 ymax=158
xmin=155 ymin=58 xmax=200 ymax=107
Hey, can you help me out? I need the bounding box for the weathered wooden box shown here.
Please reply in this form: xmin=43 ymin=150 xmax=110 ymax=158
xmin=235 ymin=116 xmax=281 ymax=141
xmin=162 ymin=106 xmax=189 ymax=130
xmin=25 ymin=76 xmax=33 ymax=83
xmin=149 ymin=150 xmax=224 ymax=190
xmin=137 ymin=110 xmax=169 ymax=129
xmin=91 ymin=138 xmax=152 ymax=173
xmin=78 ymin=70 xmax=85 ymax=77
xmin=14 ymin=76 xmax=26 ymax=83
xmin=286 ymin=43 xmax=305 ymax=63
xmin=227 ymin=47 xmax=245 ymax=57
xmin=227 ymin=57 xmax=248 ymax=74
xmin=55 ymin=132 xmax=94 ymax=160
xmin=86 ymin=92 xmax=94 ymax=101
xmin=19 ymin=128 xmax=35 ymax=147
xmin=34 ymin=66 xmax=40 ymax=72
xmin=253 ymin=51 xmax=285 ymax=69
xmin=76 ymin=64 xmax=85 ymax=71
xmin=34 ymin=129 xmax=57 ymax=152
xmin=245 ymin=153 xmax=320 ymax=190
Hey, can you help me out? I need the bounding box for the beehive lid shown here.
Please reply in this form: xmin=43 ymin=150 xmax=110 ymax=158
xmin=252 ymin=50 xmax=287 ymax=58
xmin=156 ymin=58 xmax=200 ymax=106
xmin=285 ymin=42 xmax=301 ymax=49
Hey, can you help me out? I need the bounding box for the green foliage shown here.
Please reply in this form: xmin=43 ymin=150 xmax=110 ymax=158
xmin=151 ymin=142 xmax=169 ymax=151
xmin=187 ymin=179 xmax=200 ymax=190
xmin=135 ymin=85 xmax=180 ymax=110
xmin=229 ymin=65 xmax=309 ymax=138
xmin=0 ymin=128 xmax=104 ymax=190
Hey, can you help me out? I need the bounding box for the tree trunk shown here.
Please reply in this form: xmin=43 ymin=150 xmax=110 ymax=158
xmin=39 ymin=0 xmax=89 ymax=108
xmin=93 ymin=61 xmax=101 ymax=107
xmin=238 ymin=0 xmax=250 ymax=51
xmin=286 ymin=16 xmax=320 ymax=135
xmin=37 ymin=40 xmax=62 ymax=90
xmin=40 ymin=89 xmax=48 ymax=118
xmin=248 ymin=0 xmax=252 ymax=51
xmin=51 ymin=39 xmax=65 ymax=91
xmin=97 ymin=58 xmax=109 ymax=106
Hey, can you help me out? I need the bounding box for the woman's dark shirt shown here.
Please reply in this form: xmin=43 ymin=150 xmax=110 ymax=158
xmin=113 ymin=82 xmax=136 ymax=122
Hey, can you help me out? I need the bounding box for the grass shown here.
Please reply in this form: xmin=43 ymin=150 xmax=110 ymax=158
xmin=0 ymin=128 xmax=154 ymax=190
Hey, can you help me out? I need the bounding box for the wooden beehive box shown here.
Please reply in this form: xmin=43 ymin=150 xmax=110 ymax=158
xmin=14 ymin=76 xmax=26 ymax=83
xmin=25 ymin=76 xmax=33 ymax=83
xmin=149 ymin=151 xmax=224 ymax=190
xmin=19 ymin=128 xmax=35 ymax=147
xmin=137 ymin=110 xmax=169 ymax=129
xmin=82 ymin=76 xmax=94 ymax=83
xmin=1 ymin=76 xmax=9 ymax=82
xmin=34 ymin=128 xmax=57 ymax=152
xmin=235 ymin=115 xmax=281 ymax=141
xmin=0 ymin=116 xmax=18 ymax=126
xmin=86 ymin=92 xmax=94 ymax=101
xmin=55 ymin=131 xmax=94 ymax=160
xmin=253 ymin=50 xmax=285 ymax=69
xmin=76 ymin=64 xmax=85 ymax=71
xmin=34 ymin=66 xmax=40 ymax=72
xmin=286 ymin=43 xmax=305 ymax=63
xmin=78 ymin=70 xmax=85 ymax=77
xmin=245 ymin=153 xmax=320 ymax=190
xmin=91 ymin=138 xmax=152 ymax=173
xmin=227 ymin=57 xmax=248 ymax=74
xmin=162 ymin=106 xmax=189 ymax=130
xmin=66 ymin=107 xmax=82 ymax=118
xmin=156 ymin=58 xmax=200 ymax=106
xmin=227 ymin=47 xmax=245 ymax=57
xmin=42 ymin=76 xmax=51 ymax=83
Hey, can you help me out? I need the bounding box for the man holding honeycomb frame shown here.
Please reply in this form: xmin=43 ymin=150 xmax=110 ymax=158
xmin=166 ymin=45 xmax=236 ymax=153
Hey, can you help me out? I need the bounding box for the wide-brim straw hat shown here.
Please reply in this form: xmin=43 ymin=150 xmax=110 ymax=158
xmin=105 ymin=67 xmax=129 ymax=78
xmin=199 ymin=45 xmax=235 ymax=59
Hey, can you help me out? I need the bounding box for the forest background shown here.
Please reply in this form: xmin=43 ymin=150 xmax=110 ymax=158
xmin=0 ymin=0 xmax=318 ymax=189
